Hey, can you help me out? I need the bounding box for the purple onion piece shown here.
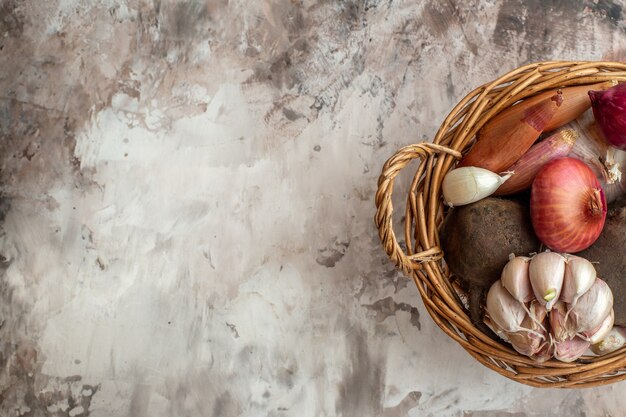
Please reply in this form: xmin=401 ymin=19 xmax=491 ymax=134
xmin=589 ymin=83 xmax=626 ymax=151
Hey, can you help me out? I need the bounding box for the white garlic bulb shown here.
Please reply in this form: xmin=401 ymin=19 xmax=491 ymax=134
xmin=485 ymin=252 xmax=616 ymax=363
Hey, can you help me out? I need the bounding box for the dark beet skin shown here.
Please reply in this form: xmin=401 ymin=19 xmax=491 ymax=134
xmin=576 ymin=199 xmax=626 ymax=326
xmin=440 ymin=198 xmax=542 ymax=289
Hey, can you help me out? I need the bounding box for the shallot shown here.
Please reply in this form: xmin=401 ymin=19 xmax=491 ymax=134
xmin=495 ymin=129 xmax=577 ymax=196
xmin=460 ymin=92 xmax=562 ymax=173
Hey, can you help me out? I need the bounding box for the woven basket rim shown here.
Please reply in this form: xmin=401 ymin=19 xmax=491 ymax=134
xmin=375 ymin=60 xmax=626 ymax=388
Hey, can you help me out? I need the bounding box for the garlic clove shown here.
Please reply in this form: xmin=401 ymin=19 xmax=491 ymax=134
xmin=549 ymin=301 xmax=577 ymax=342
xmin=561 ymin=254 xmax=596 ymax=305
xmin=524 ymin=299 xmax=548 ymax=334
xmin=442 ymin=167 xmax=512 ymax=207
xmin=530 ymin=340 xmax=553 ymax=363
xmin=527 ymin=299 xmax=548 ymax=328
xmin=571 ymin=278 xmax=613 ymax=334
xmin=591 ymin=326 xmax=626 ymax=356
xmin=483 ymin=316 xmax=510 ymax=342
xmin=554 ymin=336 xmax=591 ymax=363
xmin=508 ymin=329 xmax=544 ymax=357
xmin=583 ymin=309 xmax=614 ymax=345
xmin=507 ymin=301 xmax=548 ymax=356
xmin=501 ymin=256 xmax=533 ymax=303
xmin=485 ymin=280 xmax=527 ymax=333
xmin=529 ymin=251 xmax=566 ymax=311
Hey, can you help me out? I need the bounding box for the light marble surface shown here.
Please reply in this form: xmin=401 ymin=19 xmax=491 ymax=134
xmin=2 ymin=1 xmax=626 ymax=416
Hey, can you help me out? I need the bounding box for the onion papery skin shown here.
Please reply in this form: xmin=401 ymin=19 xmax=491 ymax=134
xmin=530 ymin=158 xmax=607 ymax=253
xmin=589 ymin=84 xmax=626 ymax=150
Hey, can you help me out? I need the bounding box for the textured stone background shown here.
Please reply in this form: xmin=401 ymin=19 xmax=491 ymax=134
xmin=2 ymin=1 xmax=626 ymax=416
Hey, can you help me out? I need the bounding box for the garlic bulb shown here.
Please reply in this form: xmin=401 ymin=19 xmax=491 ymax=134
xmin=528 ymin=252 xmax=565 ymax=311
xmin=442 ymin=167 xmax=512 ymax=207
xmin=484 ymin=252 xmax=615 ymax=363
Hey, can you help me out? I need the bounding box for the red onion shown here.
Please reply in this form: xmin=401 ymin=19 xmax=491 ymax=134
xmin=589 ymin=83 xmax=626 ymax=150
xmin=530 ymin=158 xmax=607 ymax=253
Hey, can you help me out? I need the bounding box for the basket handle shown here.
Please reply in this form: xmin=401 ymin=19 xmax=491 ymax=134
xmin=375 ymin=143 xmax=462 ymax=275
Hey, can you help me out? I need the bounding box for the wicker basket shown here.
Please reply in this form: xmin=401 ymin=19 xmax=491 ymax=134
xmin=375 ymin=61 xmax=626 ymax=388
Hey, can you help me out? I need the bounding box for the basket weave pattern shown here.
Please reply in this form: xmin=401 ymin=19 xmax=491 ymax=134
xmin=375 ymin=61 xmax=626 ymax=388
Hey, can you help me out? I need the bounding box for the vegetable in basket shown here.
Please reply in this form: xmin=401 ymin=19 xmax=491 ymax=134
xmin=440 ymin=198 xmax=540 ymax=290
xmin=494 ymin=129 xmax=577 ymax=196
xmin=577 ymin=199 xmax=626 ymax=327
xmin=460 ymin=82 xmax=616 ymax=173
xmin=507 ymin=81 xmax=615 ymax=133
xmin=589 ymin=82 xmax=626 ymax=150
xmin=442 ymin=166 xmax=512 ymax=206
xmin=458 ymin=91 xmax=563 ymax=173
xmin=485 ymin=252 xmax=614 ymax=363
xmin=564 ymin=109 xmax=626 ymax=204
xmin=530 ymin=157 xmax=607 ymax=253
xmin=591 ymin=327 xmax=626 ymax=355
